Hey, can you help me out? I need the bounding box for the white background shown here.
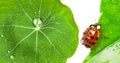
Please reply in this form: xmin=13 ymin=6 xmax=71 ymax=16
xmin=61 ymin=0 xmax=101 ymax=63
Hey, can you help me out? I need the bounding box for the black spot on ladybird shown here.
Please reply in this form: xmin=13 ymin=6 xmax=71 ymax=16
xmin=85 ymin=38 xmax=89 ymax=42
xmin=91 ymin=36 xmax=94 ymax=39
xmin=90 ymin=42 xmax=95 ymax=45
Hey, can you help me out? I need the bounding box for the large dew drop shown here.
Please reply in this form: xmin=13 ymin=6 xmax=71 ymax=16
xmin=33 ymin=18 xmax=42 ymax=27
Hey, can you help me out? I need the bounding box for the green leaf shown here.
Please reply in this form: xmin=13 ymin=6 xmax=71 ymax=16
xmin=0 ymin=0 xmax=78 ymax=63
xmin=84 ymin=39 xmax=120 ymax=63
xmin=83 ymin=0 xmax=120 ymax=63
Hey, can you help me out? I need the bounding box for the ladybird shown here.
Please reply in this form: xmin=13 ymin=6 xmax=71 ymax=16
xmin=81 ymin=23 xmax=100 ymax=48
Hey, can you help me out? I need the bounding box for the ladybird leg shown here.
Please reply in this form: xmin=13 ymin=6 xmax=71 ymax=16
xmin=80 ymin=39 xmax=84 ymax=44
xmin=80 ymin=37 xmax=86 ymax=44
xmin=84 ymin=44 xmax=91 ymax=48
xmin=90 ymin=46 xmax=94 ymax=49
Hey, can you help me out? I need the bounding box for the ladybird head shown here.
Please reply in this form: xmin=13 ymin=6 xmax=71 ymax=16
xmin=90 ymin=23 xmax=100 ymax=30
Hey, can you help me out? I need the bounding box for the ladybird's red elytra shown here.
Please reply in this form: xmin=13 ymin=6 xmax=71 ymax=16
xmin=81 ymin=23 xmax=100 ymax=48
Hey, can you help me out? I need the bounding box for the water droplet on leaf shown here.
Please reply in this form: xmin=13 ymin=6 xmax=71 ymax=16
xmin=10 ymin=55 xmax=15 ymax=60
xmin=116 ymin=45 xmax=118 ymax=47
xmin=1 ymin=34 xmax=4 ymax=38
xmin=33 ymin=18 xmax=42 ymax=27
xmin=112 ymin=49 xmax=115 ymax=51
xmin=8 ymin=50 xmax=10 ymax=53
